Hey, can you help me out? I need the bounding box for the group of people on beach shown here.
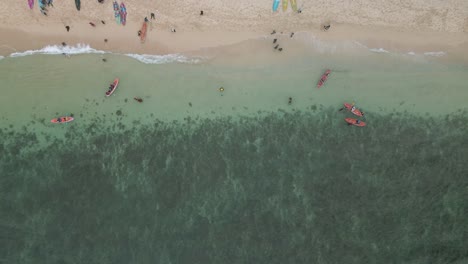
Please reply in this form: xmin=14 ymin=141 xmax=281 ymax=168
xmin=270 ymin=30 xmax=295 ymax=52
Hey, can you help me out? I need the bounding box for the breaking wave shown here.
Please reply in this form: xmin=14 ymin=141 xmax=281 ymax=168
xmin=124 ymin=53 xmax=203 ymax=64
xmin=7 ymin=44 xmax=203 ymax=64
xmin=9 ymin=44 xmax=105 ymax=57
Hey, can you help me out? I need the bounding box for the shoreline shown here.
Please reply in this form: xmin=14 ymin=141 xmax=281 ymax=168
xmin=1 ymin=23 xmax=468 ymax=63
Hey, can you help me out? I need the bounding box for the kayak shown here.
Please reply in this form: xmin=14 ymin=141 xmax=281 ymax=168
xmin=51 ymin=116 xmax=74 ymax=123
xmin=317 ymin=69 xmax=331 ymax=88
xmin=38 ymin=0 xmax=45 ymax=9
xmin=140 ymin=21 xmax=148 ymax=43
xmin=75 ymin=0 xmax=80 ymax=11
xmin=105 ymin=78 xmax=119 ymax=96
xmin=282 ymin=0 xmax=288 ymax=11
xmin=344 ymin=103 xmax=363 ymax=117
xmin=113 ymin=1 xmax=121 ymax=24
xmin=345 ymin=118 xmax=366 ymax=127
xmin=28 ymin=0 xmax=34 ymax=9
xmin=120 ymin=3 xmax=127 ymax=26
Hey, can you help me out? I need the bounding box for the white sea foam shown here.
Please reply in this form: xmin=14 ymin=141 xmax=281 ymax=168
xmin=125 ymin=53 xmax=202 ymax=64
xmin=6 ymin=43 xmax=202 ymax=64
xmin=423 ymin=51 xmax=446 ymax=57
xmin=0 ymin=56 xmax=4 ymax=60
xmin=353 ymin=41 xmax=447 ymax=58
xmin=369 ymin=48 xmax=389 ymax=53
xmin=9 ymin=44 xmax=105 ymax=57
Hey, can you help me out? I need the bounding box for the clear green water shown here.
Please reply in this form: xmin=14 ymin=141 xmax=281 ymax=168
xmin=0 ymin=43 xmax=467 ymax=263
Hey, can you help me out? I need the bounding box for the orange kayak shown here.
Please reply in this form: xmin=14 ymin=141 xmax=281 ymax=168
xmin=51 ymin=116 xmax=74 ymax=123
xmin=317 ymin=69 xmax=331 ymax=88
xmin=140 ymin=21 xmax=147 ymax=43
xmin=344 ymin=103 xmax=363 ymax=117
xmin=345 ymin=118 xmax=366 ymax=127
xmin=105 ymin=78 xmax=119 ymax=96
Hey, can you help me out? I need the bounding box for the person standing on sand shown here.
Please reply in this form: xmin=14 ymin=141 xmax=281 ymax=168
xmin=144 ymin=17 xmax=149 ymax=22
xmin=200 ymin=10 xmax=204 ymax=16
xmin=151 ymin=13 xmax=155 ymax=19
xmin=65 ymin=26 xmax=70 ymax=32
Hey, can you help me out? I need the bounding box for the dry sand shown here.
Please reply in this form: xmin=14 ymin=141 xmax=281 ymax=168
xmin=0 ymin=0 xmax=468 ymax=57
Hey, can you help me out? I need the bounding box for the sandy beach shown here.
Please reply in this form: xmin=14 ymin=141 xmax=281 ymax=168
xmin=1 ymin=0 xmax=468 ymax=58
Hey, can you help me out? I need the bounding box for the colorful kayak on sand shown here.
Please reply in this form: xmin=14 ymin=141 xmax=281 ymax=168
xmin=345 ymin=118 xmax=366 ymax=127
xmin=105 ymin=78 xmax=119 ymax=96
xmin=282 ymin=0 xmax=288 ymax=11
xmin=289 ymin=0 xmax=297 ymax=12
xmin=344 ymin=103 xmax=364 ymax=117
xmin=75 ymin=0 xmax=80 ymax=11
xmin=273 ymin=0 xmax=280 ymax=11
xmin=28 ymin=0 xmax=34 ymax=9
xmin=37 ymin=0 xmax=45 ymax=9
xmin=113 ymin=1 xmax=121 ymax=24
xmin=120 ymin=3 xmax=127 ymax=26
xmin=317 ymin=69 xmax=331 ymax=88
xmin=51 ymin=116 xmax=74 ymax=124
xmin=140 ymin=21 xmax=148 ymax=43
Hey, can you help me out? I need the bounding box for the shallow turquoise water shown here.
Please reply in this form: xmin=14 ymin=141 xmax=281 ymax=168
xmin=0 ymin=43 xmax=467 ymax=263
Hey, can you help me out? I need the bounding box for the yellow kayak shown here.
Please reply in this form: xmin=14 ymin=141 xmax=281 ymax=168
xmin=282 ymin=0 xmax=288 ymax=11
xmin=289 ymin=0 xmax=297 ymax=12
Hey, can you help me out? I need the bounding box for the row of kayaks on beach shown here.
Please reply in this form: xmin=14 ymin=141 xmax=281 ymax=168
xmin=273 ymin=0 xmax=298 ymax=12
xmin=113 ymin=1 xmax=127 ymax=25
xmin=29 ymin=0 xmax=133 ymax=12
xmin=29 ymin=0 xmax=52 ymax=10
xmin=29 ymin=0 xmax=80 ymax=10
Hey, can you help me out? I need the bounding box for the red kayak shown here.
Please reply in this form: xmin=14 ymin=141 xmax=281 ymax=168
xmin=344 ymin=103 xmax=363 ymax=117
xmin=317 ymin=69 xmax=331 ymax=88
xmin=345 ymin=118 xmax=366 ymax=127
xmin=105 ymin=78 xmax=119 ymax=96
xmin=51 ymin=116 xmax=74 ymax=123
